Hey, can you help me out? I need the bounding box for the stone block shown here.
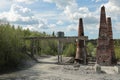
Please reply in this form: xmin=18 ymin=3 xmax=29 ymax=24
xmin=114 ymin=66 xmax=120 ymax=73
xmin=94 ymin=64 xmax=101 ymax=73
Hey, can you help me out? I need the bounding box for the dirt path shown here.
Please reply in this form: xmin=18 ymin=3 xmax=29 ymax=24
xmin=0 ymin=56 xmax=120 ymax=80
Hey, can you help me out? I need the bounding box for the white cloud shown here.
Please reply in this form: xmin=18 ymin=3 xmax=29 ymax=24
xmin=12 ymin=0 xmax=38 ymax=4
xmin=85 ymin=24 xmax=99 ymax=31
xmin=43 ymin=0 xmax=78 ymax=19
xmin=37 ymin=18 xmax=57 ymax=30
xmin=23 ymin=25 xmax=36 ymax=31
xmin=0 ymin=0 xmax=11 ymax=10
xmin=104 ymin=0 xmax=120 ymax=17
xmin=0 ymin=4 xmax=38 ymax=25
xmin=57 ymin=20 xmax=63 ymax=25
xmin=67 ymin=24 xmax=77 ymax=31
xmin=100 ymin=0 xmax=120 ymax=39
xmin=49 ymin=24 xmax=56 ymax=28
xmin=114 ymin=23 xmax=120 ymax=31
xmin=1 ymin=0 xmax=119 ymax=38
xmin=92 ymin=0 xmax=102 ymax=2
xmin=0 ymin=3 xmax=58 ymax=32
xmin=96 ymin=1 xmax=120 ymax=20
xmin=38 ymin=18 xmax=48 ymax=29
xmin=43 ymin=0 xmax=76 ymax=10
xmin=44 ymin=0 xmax=98 ymax=24
xmin=73 ymin=7 xmax=91 ymax=19
xmin=78 ymin=7 xmax=89 ymax=13
xmin=43 ymin=0 xmax=99 ymax=36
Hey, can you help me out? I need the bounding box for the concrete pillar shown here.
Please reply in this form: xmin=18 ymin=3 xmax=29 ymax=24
xmin=58 ymin=40 xmax=63 ymax=63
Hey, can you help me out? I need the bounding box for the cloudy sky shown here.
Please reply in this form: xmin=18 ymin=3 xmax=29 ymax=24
xmin=0 ymin=0 xmax=120 ymax=39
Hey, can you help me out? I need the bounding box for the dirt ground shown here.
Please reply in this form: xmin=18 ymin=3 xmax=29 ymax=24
xmin=0 ymin=56 xmax=120 ymax=80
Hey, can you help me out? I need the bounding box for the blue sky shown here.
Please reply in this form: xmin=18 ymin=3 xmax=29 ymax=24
xmin=0 ymin=0 xmax=120 ymax=39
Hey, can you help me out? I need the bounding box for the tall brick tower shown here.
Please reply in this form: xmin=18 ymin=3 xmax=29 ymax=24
xmin=75 ymin=18 xmax=87 ymax=64
xmin=96 ymin=6 xmax=116 ymax=66
xmin=107 ymin=17 xmax=116 ymax=64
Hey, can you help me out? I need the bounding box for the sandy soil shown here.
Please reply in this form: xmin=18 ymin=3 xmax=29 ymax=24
xmin=0 ymin=56 xmax=120 ymax=80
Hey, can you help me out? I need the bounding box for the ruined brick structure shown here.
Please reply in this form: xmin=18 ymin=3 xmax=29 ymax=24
xmin=75 ymin=18 xmax=87 ymax=64
xmin=96 ymin=6 xmax=116 ymax=66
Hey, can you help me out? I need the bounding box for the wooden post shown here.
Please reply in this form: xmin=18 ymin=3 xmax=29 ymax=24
xmin=30 ymin=39 xmax=34 ymax=57
xmin=31 ymin=39 xmax=37 ymax=57
xmin=37 ymin=40 xmax=39 ymax=55
xmin=24 ymin=36 xmax=88 ymax=64
xmin=60 ymin=42 xmax=63 ymax=63
xmin=58 ymin=40 xmax=60 ymax=63
xmin=34 ymin=39 xmax=38 ymax=55
xmin=83 ymin=40 xmax=87 ymax=64
xmin=58 ymin=40 xmax=63 ymax=63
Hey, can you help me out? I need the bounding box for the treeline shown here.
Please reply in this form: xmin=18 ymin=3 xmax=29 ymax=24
xmin=0 ymin=23 xmax=120 ymax=72
xmin=0 ymin=23 xmax=55 ymax=71
xmin=86 ymin=39 xmax=120 ymax=60
xmin=0 ymin=24 xmax=25 ymax=71
xmin=0 ymin=24 xmax=75 ymax=71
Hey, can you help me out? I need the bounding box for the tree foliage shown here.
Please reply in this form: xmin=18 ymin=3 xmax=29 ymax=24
xmin=0 ymin=24 xmax=49 ymax=70
xmin=87 ymin=42 xmax=96 ymax=57
xmin=63 ymin=43 xmax=76 ymax=57
xmin=0 ymin=24 xmax=26 ymax=70
xmin=114 ymin=40 xmax=120 ymax=60
xmin=1 ymin=23 xmax=120 ymax=72
xmin=0 ymin=24 xmax=59 ymax=71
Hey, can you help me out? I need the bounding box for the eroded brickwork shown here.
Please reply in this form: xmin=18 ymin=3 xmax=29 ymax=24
xmin=75 ymin=18 xmax=87 ymax=64
xmin=96 ymin=6 xmax=116 ymax=66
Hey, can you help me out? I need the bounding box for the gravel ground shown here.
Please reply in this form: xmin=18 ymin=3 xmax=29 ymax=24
xmin=0 ymin=56 xmax=120 ymax=80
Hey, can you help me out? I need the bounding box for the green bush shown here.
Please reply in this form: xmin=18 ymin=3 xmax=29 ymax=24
xmin=63 ymin=43 xmax=75 ymax=57
xmin=0 ymin=24 xmax=27 ymax=70
xmin=87 ymin=42 xmax=95 ymax=57
xmin=39 ymin=40 xmax=57 ymax=56
xmin=115 ymin=46 xmax=120 ymax=60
